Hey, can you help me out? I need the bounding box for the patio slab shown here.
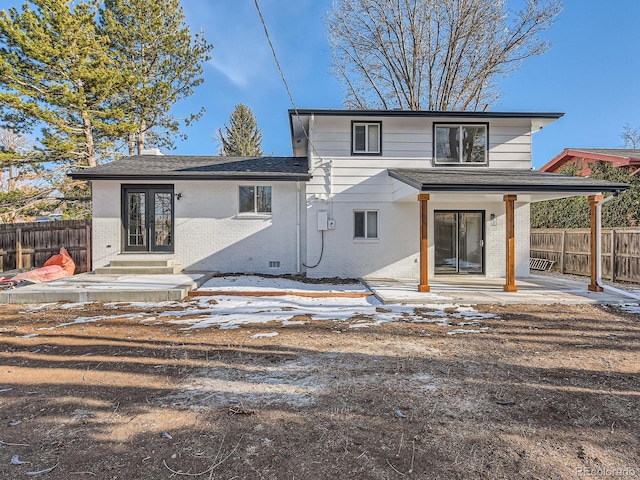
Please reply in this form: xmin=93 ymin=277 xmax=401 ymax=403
xmin=0 ymin=273 xmax=212 ymax=304
xmin=362 ymin=275 xmax=640 ymax=306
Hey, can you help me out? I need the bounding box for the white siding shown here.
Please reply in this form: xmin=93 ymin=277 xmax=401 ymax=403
xmin=307 ymin=115 xmax=533 ymax=205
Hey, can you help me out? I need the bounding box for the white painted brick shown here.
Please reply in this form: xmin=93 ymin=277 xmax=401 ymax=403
xmin=91 ymin=180 xmax=305 ymax=274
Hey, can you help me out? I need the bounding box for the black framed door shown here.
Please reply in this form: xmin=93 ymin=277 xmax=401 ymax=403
xmin=122 ymin=185 xmax=174 ymax=253
xmin=434 ymin=211 xmax=484 ymax=274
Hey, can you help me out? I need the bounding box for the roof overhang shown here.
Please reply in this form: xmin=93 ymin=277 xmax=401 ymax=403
xmin=289 ymin=108 xmax=563 ymax=124
xmin=388 ymin=168 xmax=629 ymax=202
xmin=288 ymin=112 xmax=311 ymax=158
xmin=70 ymin=155 xmax=311 ymax=182
xmin=71 ymin=173 xmax=311 ymax=182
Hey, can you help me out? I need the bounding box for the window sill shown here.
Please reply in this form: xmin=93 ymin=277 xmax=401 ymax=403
xmin=353 ymin=237 xmax=379 ymax=243
xmin=433 ymin=162 xmax=488 ymax=166
xmin=235 ymin=213 xmax=273 ymax=220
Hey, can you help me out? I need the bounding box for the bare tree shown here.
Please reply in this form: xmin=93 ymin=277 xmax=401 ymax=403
xmin=327 ymin=0 xmax=562 ymax=110
xmin=0 ymin=128 xmax=32 ymax=192
xmin=621 ymin=124 xmax=640 ymax=149
xmin=0 ymin=128 xmax=58 ymax=222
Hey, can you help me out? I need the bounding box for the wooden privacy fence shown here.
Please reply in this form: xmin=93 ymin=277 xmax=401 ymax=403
xmin=0 ymin=220 xmax=91 ymax=274
xmin=531 ymin=228 xmax=640 ymax=283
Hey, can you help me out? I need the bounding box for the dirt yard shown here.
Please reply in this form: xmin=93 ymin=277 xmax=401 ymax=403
xmin=0 ymin=299 xmax=638 ymax=479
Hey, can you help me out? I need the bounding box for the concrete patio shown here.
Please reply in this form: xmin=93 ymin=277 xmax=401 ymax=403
xmin=363 ymin=274 xmax=640 ymax=305
xmin=0 ymin=272 xmax=211 ymax=304
xmin=0 ymin=271 xmax=638 ymax=306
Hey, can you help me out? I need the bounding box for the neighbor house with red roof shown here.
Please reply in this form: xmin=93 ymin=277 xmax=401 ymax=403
xmin=540 ymin=148 xmax=640 ymax=176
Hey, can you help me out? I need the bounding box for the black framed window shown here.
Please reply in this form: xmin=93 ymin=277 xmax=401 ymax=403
xmin=434 ymin=123 xmax=488 ymax=164
xmin=352 ymin=122 xmax=381 ymax=155
xmin=239 ymin=185 xmax=272 ymax=214
xmin=354 ymin=210 xmax=378 ymax=239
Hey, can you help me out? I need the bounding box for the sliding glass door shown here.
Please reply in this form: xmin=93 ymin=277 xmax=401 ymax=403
xmin=435 ymin=211 xmax=484 ymax=274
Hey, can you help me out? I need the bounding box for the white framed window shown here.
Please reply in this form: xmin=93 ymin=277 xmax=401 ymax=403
xmin=352 ymin=122 xmax=381 ymax=154
xmin=354 ymin=210 xmax=378 ymax=239
xmin=434 ymin=123 xmax=488 ymax=164
xmin=239 ymin=185 xmax=272 ymax=214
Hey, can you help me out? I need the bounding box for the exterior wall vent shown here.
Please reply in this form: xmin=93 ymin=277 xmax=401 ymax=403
xmin=268 ymin=261 xmax=281 ymax=268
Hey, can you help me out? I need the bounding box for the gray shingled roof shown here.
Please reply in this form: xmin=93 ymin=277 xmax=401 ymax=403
xmin=70 ymin=155 xmax=311 ymax=181
xmin=388 ymin=168 xmax=629 ymax=193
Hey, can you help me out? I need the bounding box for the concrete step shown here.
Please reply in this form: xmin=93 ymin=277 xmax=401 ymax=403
xmin=110 ymin=258 xmax=175 ymax=267
xmin=94 ymin=264 xmax=183 ymax=275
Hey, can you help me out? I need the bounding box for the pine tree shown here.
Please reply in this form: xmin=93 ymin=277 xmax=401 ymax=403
xmin=0 ymin=0 xmax=135 ymax=168
xmin=100 ymin=0 xmax=212 ymax=155
xmin=218 ymin=104 xmax=263 ymax=157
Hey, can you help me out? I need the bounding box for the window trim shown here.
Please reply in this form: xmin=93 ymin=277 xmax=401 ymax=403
xmin=238 ymin=185 xmax=272 ymax=215
xmin=351 ymin=121 xmax=382 ymax=155
xmin=433 ymin=122 xmax=489 ymax=165
xmin=353 ymin=209 xmax=379 ymax=240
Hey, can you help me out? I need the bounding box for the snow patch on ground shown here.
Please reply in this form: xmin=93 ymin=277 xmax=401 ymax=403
xmin=58 ymin=312 xmax=149 ymax=327
xmin=250 ymin=332 xmax=279 ymax=339
xmin=198 ymin=276 xmax=365 ymax=293
xmin=620 ymin=303 xmax=640 ymax=315
xmin=166 ymin=353 xmax=439 ymax=410
xmin=33 ymin=276 xmax=498 ymax=335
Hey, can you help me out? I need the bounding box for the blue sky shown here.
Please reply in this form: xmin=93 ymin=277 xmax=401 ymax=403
xmin=4 ymin=1 xmax=637 ymax=168
xmin=174 ymin=0 xmax=640 ymax=169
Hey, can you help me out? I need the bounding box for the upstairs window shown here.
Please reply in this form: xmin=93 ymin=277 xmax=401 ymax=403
xmin=435 ymin=124 xmax=487 ymax=164
xmin=354 ymin=210 xmax=378 ymax=239
xmin=239 ymin=186 xmax=272 ymax=214
xmin=352 ymin=122 xmax=381 ymax=155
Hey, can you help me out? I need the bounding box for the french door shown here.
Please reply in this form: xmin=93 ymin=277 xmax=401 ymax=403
xmin=122 ymin=185 xmax=174 ymax=253
xmin=435 ymin=211 xmax=484 ymax=274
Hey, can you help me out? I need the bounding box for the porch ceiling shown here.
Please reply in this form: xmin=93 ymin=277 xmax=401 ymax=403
xmin=388 ymin=168 xmax=629 ymax=201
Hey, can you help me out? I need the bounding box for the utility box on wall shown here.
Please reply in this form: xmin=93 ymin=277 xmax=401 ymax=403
xmin=317 ymin=211 xmax=328 ymax=231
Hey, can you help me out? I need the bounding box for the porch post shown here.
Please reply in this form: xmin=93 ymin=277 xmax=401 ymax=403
xmin=418 ymin=193 xmax=430 ymax=292
xmin=588 ymin=195 xmax=604 ymax=292
xmin=503 ymin=194 xmax=517 ymax=292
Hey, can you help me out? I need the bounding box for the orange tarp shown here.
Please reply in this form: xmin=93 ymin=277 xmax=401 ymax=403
xmin=13 ymin=247 xmax=76 ymax=283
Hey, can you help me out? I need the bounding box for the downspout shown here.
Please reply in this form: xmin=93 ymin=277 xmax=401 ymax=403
xmin=296 ymin=181 xmax=301 ymax=274
xmin=595 ymin=193 xmax=617 ymax=289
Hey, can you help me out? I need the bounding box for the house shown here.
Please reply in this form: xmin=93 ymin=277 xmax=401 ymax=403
xmin=71 ymin=109 xmax=629 ymax=292
xmin=541 ymin=148 xmax=640 ymax=176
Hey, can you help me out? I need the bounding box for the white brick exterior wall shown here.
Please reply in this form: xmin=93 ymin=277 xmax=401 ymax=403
xmin=304 ymin=196 xmax=531 ymax=280
xmin=91 ymin=180 xmax=305 ymax=274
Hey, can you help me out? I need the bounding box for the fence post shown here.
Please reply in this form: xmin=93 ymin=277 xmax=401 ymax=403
xmin=15 ymin=227 xmax=22 ymax=269
xmin=611 ymin=229 xmax=616 ymax=282
xmin=560 ymin=230 xmax=566 ymax=274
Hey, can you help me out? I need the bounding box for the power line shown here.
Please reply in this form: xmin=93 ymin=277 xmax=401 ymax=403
xmin=252 ymin=0 xmax=325 ymax=163
xmin=253 ymin=0 xmax=299 ymax=118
